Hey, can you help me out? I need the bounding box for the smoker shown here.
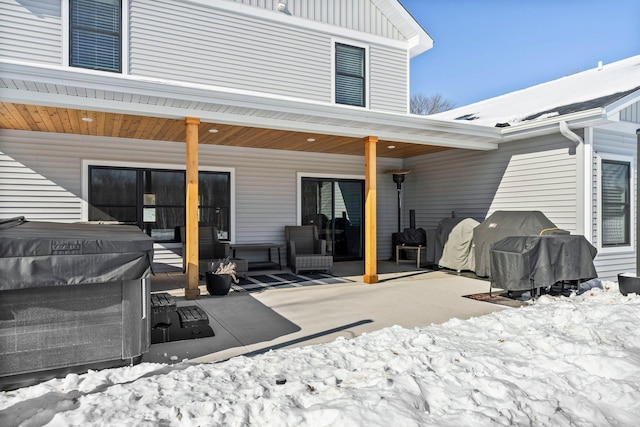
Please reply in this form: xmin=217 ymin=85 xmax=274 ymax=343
xmin=0 ymin=217 xmax=154 ymax=390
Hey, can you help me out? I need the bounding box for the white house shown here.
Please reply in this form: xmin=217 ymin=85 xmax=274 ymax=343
xmin=2 ymin=0 xmax=636 ymax=297
xmin=410 ymin=55 xmax=640 ymax=280
xmin=0 ymin=0 xmax=503 ymax=297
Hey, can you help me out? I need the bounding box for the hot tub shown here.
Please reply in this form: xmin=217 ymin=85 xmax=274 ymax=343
xmin=0 ymin=217 xmax=154 ymax=390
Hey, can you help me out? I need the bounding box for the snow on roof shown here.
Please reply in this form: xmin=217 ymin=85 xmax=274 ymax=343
xmin=431 ymin=55 xmax=640 ymax=127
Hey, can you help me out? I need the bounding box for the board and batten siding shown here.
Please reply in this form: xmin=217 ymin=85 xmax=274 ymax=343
xmin=404 ymin=134 xmax=579 ymax=234
xmin=0 ymin=0 xmax=62 ymax=65
xmin=0 ymin=129 xmax=401 ymax=270
xmin=592 ymin=127 xmax=638 ymax=280
xmin=231 ymin=0 xmax=405 ymax=41
xmin=620 ymin=101 xmax=640 ymax=124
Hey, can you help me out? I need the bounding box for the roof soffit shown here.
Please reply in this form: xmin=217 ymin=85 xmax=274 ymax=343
xmin=0 ymin=61 xmax=501 ymax=150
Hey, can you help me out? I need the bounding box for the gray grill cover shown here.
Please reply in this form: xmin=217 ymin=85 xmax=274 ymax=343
xmin=473 ymin=211 xmax=565 ymax=277
xmin=425 ymin=216 xmax=468 ymax=265
xmin=0 ymin=219 xmax=154 ymax=290
xmin=438 ymin=218 xmax=479 ymax=271
xmin=490 ymin=235 xmax=597 ymax=291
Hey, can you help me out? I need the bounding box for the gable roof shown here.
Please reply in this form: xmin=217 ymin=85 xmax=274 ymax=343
xmin=373 ymin=0 xmax=433 ymax=56
xmin=431 ymin=55 xmax=640 ymax=129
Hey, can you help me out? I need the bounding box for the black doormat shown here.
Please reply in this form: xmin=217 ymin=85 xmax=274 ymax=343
xmin=462 ymin=292 xmax=530 ymax=308
xmin=232 ymin=272 xmax=354 ymax=293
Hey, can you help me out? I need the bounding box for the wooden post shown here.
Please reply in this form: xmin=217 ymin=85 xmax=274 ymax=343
xmin=185 ymin=117 xmax=201 ymax=299
xmin=363 ymin=136 xmax=378 ymax=284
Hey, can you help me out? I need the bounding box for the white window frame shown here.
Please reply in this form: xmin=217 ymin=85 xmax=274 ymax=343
xmin=596 ymin=152 xmax=635 ymax=254
xmin=81 ymin=159 xmax=236 ymax=242
xmin=62 ymin=0 xmax=129 ymax=75
xmin=331 ymin=38 xmax=370 ymax=109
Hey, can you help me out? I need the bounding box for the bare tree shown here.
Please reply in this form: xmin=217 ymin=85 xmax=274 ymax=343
xmin=410 ymin=93 xmax=455 ymax=115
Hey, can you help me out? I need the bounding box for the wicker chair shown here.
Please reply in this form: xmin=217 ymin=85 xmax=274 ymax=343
xmin=285 ymin=225 xmax=333 ymax=274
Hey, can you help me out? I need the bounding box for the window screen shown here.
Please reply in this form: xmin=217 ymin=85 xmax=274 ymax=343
xmin=70 ymin=0 xmax=122 ymax=72
xmin=335 ymin=43 xmax=365 ymax=107
xmin=602 ymin=160 xmax=630 ymax=246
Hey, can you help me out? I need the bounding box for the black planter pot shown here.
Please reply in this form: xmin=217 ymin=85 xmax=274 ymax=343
xmin=205 ymin=273 xmax=232 ymax=296
xmin=618 ymin=273 xmax=640 ymax=296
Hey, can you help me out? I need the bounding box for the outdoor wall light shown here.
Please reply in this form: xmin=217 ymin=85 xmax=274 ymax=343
xmin=277 ymin=1 xmax=287 ymax=12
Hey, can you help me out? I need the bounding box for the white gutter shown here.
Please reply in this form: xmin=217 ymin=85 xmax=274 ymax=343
xmin=559 ymin=121 xmax=584 ymax=146
xmin=498 ymin=108 xmax=610 ymax=142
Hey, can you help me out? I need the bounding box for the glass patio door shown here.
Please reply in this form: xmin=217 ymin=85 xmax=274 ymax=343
xmin=301 ymin=178 xmax=364 ymax=261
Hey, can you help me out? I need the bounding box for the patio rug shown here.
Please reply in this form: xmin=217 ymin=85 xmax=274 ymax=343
xmin=232 ymin=272 xmax=354 ymax=293
xmin=462 ymin=292 xmax=530 ymax=308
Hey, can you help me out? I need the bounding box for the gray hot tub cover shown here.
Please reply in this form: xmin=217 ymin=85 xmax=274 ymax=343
xmin=0 ymin=218 xmax=154 ymax=290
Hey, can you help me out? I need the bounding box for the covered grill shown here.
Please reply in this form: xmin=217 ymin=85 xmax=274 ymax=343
xmin=0 ymin=217 xmax=154 ymax=390
xmin=473 ymin=210 xmax=566 ymax=277
xmin=490 ymin=235 xmax=597 ymax=292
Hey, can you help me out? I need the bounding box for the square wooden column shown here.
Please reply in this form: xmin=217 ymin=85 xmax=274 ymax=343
xmin=185 ymin=117 xmax=201 ymax=299
xmin=364 ymin=136 xmax=378 ymax=284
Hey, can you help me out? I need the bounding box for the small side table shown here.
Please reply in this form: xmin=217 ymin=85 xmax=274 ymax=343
xmin=396 ymin=245 xmax=423 ymax=268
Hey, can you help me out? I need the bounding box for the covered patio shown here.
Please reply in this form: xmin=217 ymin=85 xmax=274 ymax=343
xmin=0 ymin=61 xmax=502 ymax=298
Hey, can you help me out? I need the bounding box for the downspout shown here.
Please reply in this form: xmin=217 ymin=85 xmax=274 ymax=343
xmin=560 ymin=121 xmax=591 ymax=242
xmin=559 ymin=121 xmax=583 ymax=146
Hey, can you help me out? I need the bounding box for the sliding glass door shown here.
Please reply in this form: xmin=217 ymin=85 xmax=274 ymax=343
xmin=301 ymin=177 xmax=364 ymax=261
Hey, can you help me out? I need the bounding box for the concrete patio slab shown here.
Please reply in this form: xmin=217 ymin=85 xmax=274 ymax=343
xmin=144 ymin=262 xmax=508 ymax=365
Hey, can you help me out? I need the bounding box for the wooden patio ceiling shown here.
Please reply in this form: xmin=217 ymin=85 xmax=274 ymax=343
xmin=0 ymin=103 xmax=453 ymax=159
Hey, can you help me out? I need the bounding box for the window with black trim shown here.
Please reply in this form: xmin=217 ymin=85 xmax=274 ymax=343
xmin=335 ymin=43 xmax=365 ymax=107
xmin=88 ymin=166 xmax=231 ymax=242
xmin=601 ymin=159 xmax=630 ymax=246
xmin=70 ymin=0 xmax=122 ymax=72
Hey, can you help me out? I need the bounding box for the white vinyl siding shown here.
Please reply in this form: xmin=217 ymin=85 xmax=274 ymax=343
xmin=128 ymin=0 xmax=408 ymax=111
xmin=404 ymin=134 xmax=578 ymax=233
xmin=231 ymin=0 xmax=405 ymax=41
xmin=620 ymin=101 xmax=640 ymax=124
xmin=592 ymin=128 xmax=637 ymax=279
xmin=369 ymin=44 xmax=407 ymax=113
xmin=129 ymin=0 xmax=330 ymax=103
xmin=0 ymin=129 xmax=401 ymax=270
xmin=0 ymin=0 xmax=62 ymax=65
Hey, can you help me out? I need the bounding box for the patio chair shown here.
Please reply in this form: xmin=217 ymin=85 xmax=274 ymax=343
xmin=285 ymin=225 xmax=333 ymax=274
xmin=180 ymin=226 xmax=230 ymax=273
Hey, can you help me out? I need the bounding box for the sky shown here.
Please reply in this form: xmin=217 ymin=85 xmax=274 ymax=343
xmin=400 ymin=0 xmax=640 ymax=107
xmin=2 ymin=283 xmax=639 ymax=426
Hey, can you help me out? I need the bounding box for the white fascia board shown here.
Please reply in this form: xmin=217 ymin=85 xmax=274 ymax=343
xmin=603 ymin=88 xmax=640 ymax=116
xmin=598 ymin=121 xmax=640 ymax=134
xmin=0 ymin=61 xmax=502 ymax=140
xmin=186 ymin=0 xmax=409 ymax=53
xmin=369 ymin=0 xmax=433 ymax=57
xmin=2 ymin=87 xmax=498 ymax=151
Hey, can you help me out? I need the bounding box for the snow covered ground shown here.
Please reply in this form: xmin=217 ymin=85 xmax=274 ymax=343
xmin=1 ymin=282 xmax=639 ymax=427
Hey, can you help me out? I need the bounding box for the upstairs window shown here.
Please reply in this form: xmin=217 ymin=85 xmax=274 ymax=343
xmin=601 ymin=159 xmax=630 ymax=247
xmin=70 ymin=0 xmax=122 ymax=72
xmin=335 ymin=43 xmax=366 ymax=107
